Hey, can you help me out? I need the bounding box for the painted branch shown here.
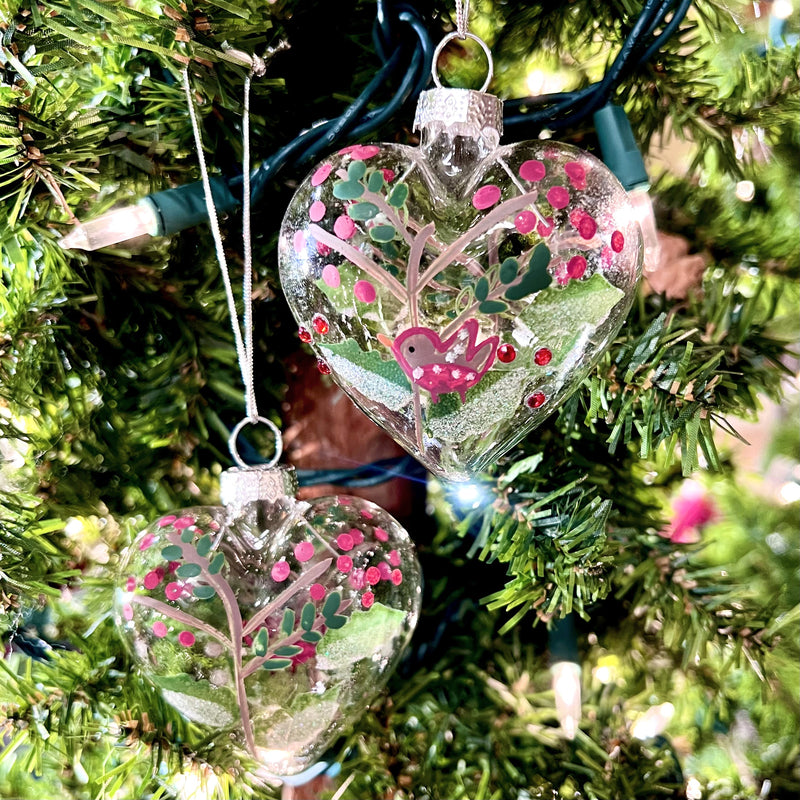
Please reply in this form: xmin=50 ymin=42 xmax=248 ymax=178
xmin=407 ymin=223 xmax=436 ymax=328
xmin=417 ymin=192 xmax=541 ymax=292
xmin=241 ymin=558 xmax=333 ymax=637
xmin=308 ymin=224 xmax=407 ymax=302
xmin=130 ymin=594 xmax=233 ymax=649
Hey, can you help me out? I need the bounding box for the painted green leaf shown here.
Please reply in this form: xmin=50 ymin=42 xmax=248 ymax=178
xmin=333 ymin=180 xmax=364 ymax=201
xmin=300 ymin=602 xmax=316 ymax=631
xmin=320 ymin=339 xmax=412 ymax=411
xmin=475 ymin=277 xmax=490 ymax=302
xmin=499 ymin=257 xmax=519 ymax=284
xmin=180 ymin=530 xmax=194 ymax=543
xmin=301 ymin=630 xmax=322 ymax=643
xmin=316 ymin=603 xmax=406 ymax=669
xmin=195 ymin=534 xmax=213 ymax=558
xmin=347 ymin=160 xmax=367 ymax=181
xmin=151 ymin=675 xmax=236 ymax=726
xmin=505 ymin=244 xmax=552 ymax=300
xmin=369 ymin=224 xmax=398 ymax=243
xmin=324 ymin=614 xmax=348 ymax=629
xmin=367 ymin=171 xmax=384 ymax=192
xmin=254 ymin=628 xmax=268 ymax=656
xmin=348 ymin=201 xmax=379 ymax=221
xmin=281 ymin=608 xmax=295 ymax=637
xmin=192 ymin=585 xmax=216 ymax=600
xmin=161 ymin=545 xmax=182 ymax=560
xmin=388 ymin=183 xmax=409 ymax=207
xmin=381 ymin=241 xmax=399 ymax=259
xmin=176 ymin=563 xmax=201 ymax=579
xmin=479 ymin=300 xmax=508 ymax=314
xmin=208 ymin=552 xmax=225 ymax=574
xmin=274 ymin=645 xmax=304 ymax=657
xmin=262 ymin=658 xmax=292 ymax=671
xmin=322 ymin=591 xmax=341 ymax=619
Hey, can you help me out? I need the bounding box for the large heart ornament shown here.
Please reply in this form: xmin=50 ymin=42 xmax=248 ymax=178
xmin=114 ymin=469 xmax=421 ymax=776
xmin=278 ymin=89 xmax=642 ymax=480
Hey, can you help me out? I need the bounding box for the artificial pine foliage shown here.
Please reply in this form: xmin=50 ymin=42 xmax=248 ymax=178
xmin=1 ymin=0 xmax=798 ymax=798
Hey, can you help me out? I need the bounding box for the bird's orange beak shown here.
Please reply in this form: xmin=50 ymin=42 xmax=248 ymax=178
xmin=377 ymin=333 xmax=394 ymax=350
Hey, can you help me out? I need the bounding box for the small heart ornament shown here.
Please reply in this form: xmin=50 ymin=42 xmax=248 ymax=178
xmin=115 ymin=467 xmax=421 ymax=777
xmin=278 ymin=88 xmax=642 ymax=480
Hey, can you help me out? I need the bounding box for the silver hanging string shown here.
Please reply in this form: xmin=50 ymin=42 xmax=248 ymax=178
xmin=455 ymin=0 xmax=470 ymax=38
xmin=182 ymin=67 xmax=283 ymax=469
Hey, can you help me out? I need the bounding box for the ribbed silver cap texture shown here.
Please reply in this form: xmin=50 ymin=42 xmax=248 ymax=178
xmin=219 ymin=466 xmax=298 ymax=509
xmin=413 ymin=87 xmax=503 ymax=146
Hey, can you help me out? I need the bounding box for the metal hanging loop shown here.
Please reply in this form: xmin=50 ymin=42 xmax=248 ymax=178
xmin=228 ymin=415 xmax=283 ymax=470
xmin=430 ymin=30 xmax=494 ymax=93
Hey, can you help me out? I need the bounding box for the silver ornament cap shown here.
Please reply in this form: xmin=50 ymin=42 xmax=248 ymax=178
xmin=413 ymin=87 xmax=503 ymax=149
xmin=220 ymin=466 xmax=298 ymax=510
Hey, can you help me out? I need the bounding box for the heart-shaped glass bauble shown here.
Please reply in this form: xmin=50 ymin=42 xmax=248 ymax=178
xmin=114 ymin=480 xmax=421 ymax=776
xmin=278 ymin=90 xmax=642 ymax=480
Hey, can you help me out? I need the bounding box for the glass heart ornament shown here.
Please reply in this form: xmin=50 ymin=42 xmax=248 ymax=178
xmin=114 ymin=466 xmax=421 ymax=776
xmin=278 ymin=87 xmax=643 ymax=480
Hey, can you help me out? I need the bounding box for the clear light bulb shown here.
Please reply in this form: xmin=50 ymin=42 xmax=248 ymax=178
xmin=550 ymin=660 xmax=582 ymax=740
xmin=627 ymin=186 xmax=661 ymax=274
xmin=58 ymin=199 xmax=160 ymax=251
xmin=630 ymin=701 xmax=675 ymax=740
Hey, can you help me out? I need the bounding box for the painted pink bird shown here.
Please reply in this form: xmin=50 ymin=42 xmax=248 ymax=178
xmin=379 ymin=318 xmax=499 ymax=403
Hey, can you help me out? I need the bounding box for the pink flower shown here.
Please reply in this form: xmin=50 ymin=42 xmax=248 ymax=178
xmin=661 ymin=481 xmax=718 ymax=544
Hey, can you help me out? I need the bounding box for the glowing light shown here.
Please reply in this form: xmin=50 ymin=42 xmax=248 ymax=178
xmin=550 ymin=661 xmax=582 ymax=740
xmin=628 ymin=188 xmax=661 ymax=273
xmin=450 ymin=481 xmax=490 ymax=510
xmin=773 ymin=0 xmax=793 ymax=20
xmin=592 ymin=654 xmax=620 ymax=684
xmin=631 ymin=701 xmax=675 ymax=740
xmin=735 ymin=180 xmax=756 ymax=202
xmin=778 ymin=481 xmax=800 ymax=504
xmin=686 ymin=776 xmax=703 ymax=800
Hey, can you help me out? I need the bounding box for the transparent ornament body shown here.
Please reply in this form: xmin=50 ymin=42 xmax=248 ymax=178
xmin=115 ymin=485 xmax=421 ymax=776
xmin=279 ymin=94 xmax=642 ymax=480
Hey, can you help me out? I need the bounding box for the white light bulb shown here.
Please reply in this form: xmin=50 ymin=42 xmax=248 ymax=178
xmin=627 ymin=187 xmax=661 ymax=274
xmin=630 ymin=701 xmax=675 ymax=740
xmin=58 ymin=199 xmax=159 ymax=251
xmin=550 ymin=661 xmax=582 ymax=740
xmin=773 ymin=0 xmax=793 ymax=20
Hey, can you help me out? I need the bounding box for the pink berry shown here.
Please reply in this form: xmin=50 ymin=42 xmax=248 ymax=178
xmin=311 ymin=164 xmax=332 ymax=186
xmin=310 ymin=583 xmax=326 ymax=601
xmin=173 ymin=517 xmax=195 ymax=530
xmin=152 ymin=621 xmax=167 ymax=638
xmin=611 ymin=230 xmax=625 ymax=252
xmin=165 ymin=582 xmax=183 ymax=600
xmin=298 ymin=326 xmax=312 ymax=343
xmin=578 ymin=215 xmax=598 ymax=239
xmin=333 ymin=215 xmax=356 ymax=239
xmin=564 ymin=161 xmax=587 ymax=190
xmin=336 ymin=533 xmax=354 ymax=551
xmin=374 ymin=527 xmax=389 ymax=542
xmin=472 ymin=184 xmax=502 ymax=210
xmin=519 ymin=160 xmax=546 ymax=182
xmin=293 ymin=230 xmax=306 ymax=254
xmin=123 ymin=604 xmax=133 ymax=621
xmin=378 ymin=561 xmax=392 ymax=580
xmin=139 ymin=533 xmax=155 ymax=550
xmin=309 ymin=200 xmax=326 ymax=222
xmin=126 ymin=576 xmax=136 ymax=592
xmin=317 ymin=359 xmax=331 ymax=375
xmin=567 ymin=255 xmax=587 ymax=279
xmin=354 ymin=280 xmax=376 ymax=304
xmin=294 ymin=541 xmax=315 ymax=562
xmin=322 ymin=264 xmax=341 ymax=288
xmin=546 ymin=186 xmax=570 ymax=209
xmin=350 ymin=145 xmax=380 ymax=160
xmin=178 ymin=631 xmax=195 ymax=647
xmin=389 ymin=549 xmax=401 ymax=566
xmin=349 ymin=528 xmax=364 ymax=545
xmin=271 ymin=561 xmax=290 ymax=582
xmin=361 ymin=591 xmax=375 ymax=609
xmin=143 ymin=570 xmax=161 ymax=590
xmin=515 ymin=210 xmax=537 ymax=234
xmin=391 ymin=569 xmax=403 ymax=586
xmin=365 ymin=566 xmax=381 ymax=585
xmin=157 ymin=516 xmax=176 ymax=528
xmin=337 ymin=555 xmax=353 ymax=573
